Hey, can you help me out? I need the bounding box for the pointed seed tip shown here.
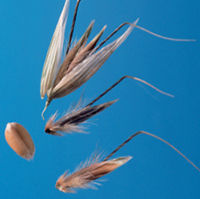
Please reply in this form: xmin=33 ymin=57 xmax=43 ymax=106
xmin=103 ymin=25 xmax=107 ymax=29
xmin=127 ymin=156 xmax=133 ymax=161
xmin=110 ymin=99 xmax=119 ymax=104
xmin=5 ymin=122 xmax=16 ymax=131
xmin=120 ymin=156 xmax=133 ymax=161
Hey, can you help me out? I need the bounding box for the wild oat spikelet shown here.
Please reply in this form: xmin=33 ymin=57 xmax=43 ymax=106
xmin=41 ymin=19 xmax=138 ymax=117
xmin=55 ymin=130 xmax=200 ymax=194
xmin=41 ymin=0 xmax=194 ymax=118
xmin=45 ymin=74 xmax=174 ymax=135
xmin=56 ymin=156 xmax=132 ymax=193
xmin=45 ymin=100 xmax=117 ymax=135
xmin=40 ymin=0 xmax=139 ymax=118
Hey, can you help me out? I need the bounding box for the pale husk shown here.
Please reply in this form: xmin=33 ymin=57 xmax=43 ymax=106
xmin=53 ymin=21 xmax=95 ymax=86
xmin=40 ymin=0 xmax=70 ymax=99
xmin=41 ymin=19 xmax=139 ymax=118
xmin=50 ymin=19 xmax=139 ymax=100
xmin=66 ymin=25 xmax=107 ymax=73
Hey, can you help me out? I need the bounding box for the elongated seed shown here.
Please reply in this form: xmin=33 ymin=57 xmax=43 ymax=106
xmin=5 ymin=123 xmax=35 ymax=160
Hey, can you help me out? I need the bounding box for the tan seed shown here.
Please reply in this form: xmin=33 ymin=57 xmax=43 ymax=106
xmin=5 ymin=122 xmax=35 ymax=160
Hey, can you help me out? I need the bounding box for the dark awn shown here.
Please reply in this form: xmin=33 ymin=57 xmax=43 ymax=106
xmin=45 ymin=75 xmax=173 ymax=135
xmin=55 ymin=130 xmax=200 ymax=193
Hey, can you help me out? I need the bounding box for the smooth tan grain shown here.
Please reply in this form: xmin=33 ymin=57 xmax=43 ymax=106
xmin=5 ymin=122 xmax=35 ymax=160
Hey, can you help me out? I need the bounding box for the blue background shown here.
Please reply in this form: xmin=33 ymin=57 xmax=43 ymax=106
xmin=0 ymin=0 xmax=199 ymax=198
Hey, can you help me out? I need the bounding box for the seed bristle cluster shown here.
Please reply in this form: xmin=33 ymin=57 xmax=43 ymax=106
xmin=55 ymin=155 xmax=132 ymax=193
xmin=45 ymin=99 xmax=117 ymax=135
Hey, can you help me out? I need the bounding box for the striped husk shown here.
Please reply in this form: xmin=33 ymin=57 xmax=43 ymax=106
xmin=45 ymin=100 xmax=117 ymax=135
xmin=56 ymin=156 xmax=132 ymax=193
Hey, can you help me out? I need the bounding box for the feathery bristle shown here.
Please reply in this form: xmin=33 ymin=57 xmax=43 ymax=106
xmin=45 ymin=100 xmax=117 ymax=135
xmin=55 ymin=155 xmax=132 ymax=193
